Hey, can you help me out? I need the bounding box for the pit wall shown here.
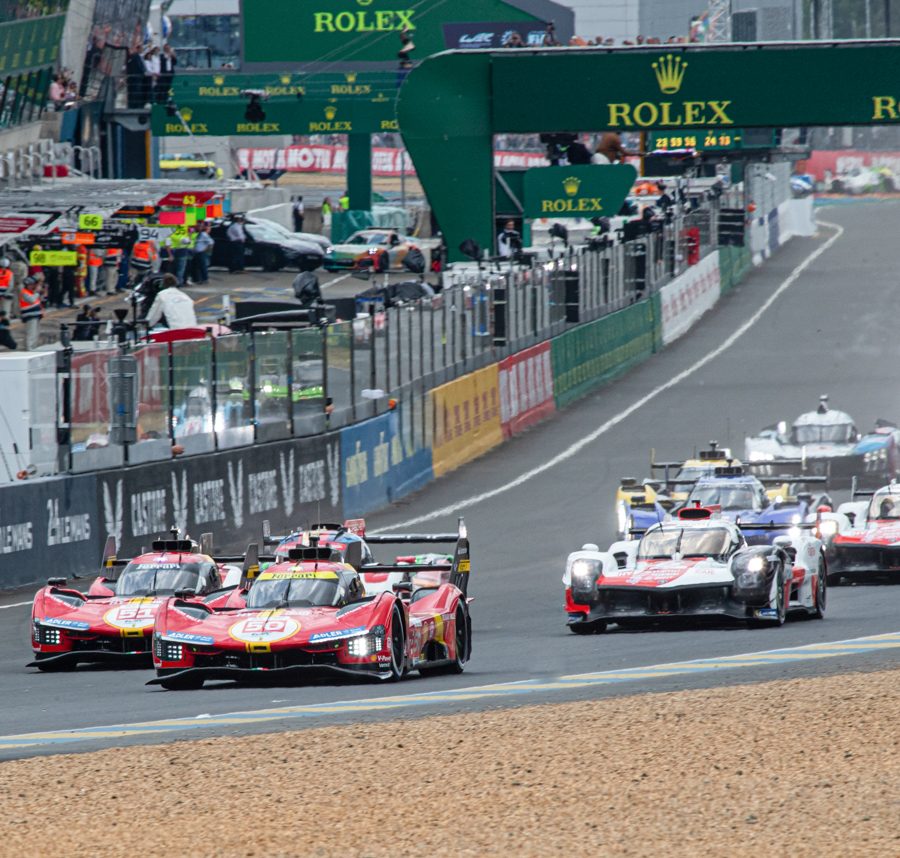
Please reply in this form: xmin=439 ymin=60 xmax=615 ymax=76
xmin=1 ymin=239 xmax=780 ymax=586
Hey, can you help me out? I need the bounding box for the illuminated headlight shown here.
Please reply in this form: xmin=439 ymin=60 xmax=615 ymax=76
xmin=747 ymin=556 xmax=765 ymax=573
xmin=154 ymin=636 xmax=183 ymax=661
xmin=791 ymin=514 xmax=801 ymax=525
xmin=788 ymin=526 xmax=802 ymax=540
xmin=616 ymin=501 xmax=628 ymax=534
xmin=737 ymin=556 xmax=767 ymax=587
xmin=35 ymin=623 xmax=60 ymax=645
xmin=347 ymin=627 xmax=385 ymax=658
xmin=262 ymin=383 xmax=273 ymax=395
xmin=749 ymin=451 xmax=775 ymax=462
xmin=571 ymin=558 xmax=600 ymax=583
xmin=818 ymin=519 xmax=838 ymax=537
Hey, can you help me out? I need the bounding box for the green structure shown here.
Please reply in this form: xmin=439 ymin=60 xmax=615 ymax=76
xmin=0 ymin=0 xmax=67 ymax=129
xmin=397 ymin=42 xmax=900 ymax=259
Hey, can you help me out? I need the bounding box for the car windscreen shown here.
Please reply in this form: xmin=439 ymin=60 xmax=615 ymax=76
xmin=791 ymin=423 xmax=854 ymax=444
xmin=245 ymin=224 xmax=282 ymax=242
xmin=870 ymin=491 xmax=900 ymax=519
xmin=688 ymin=485 xmax=759 ymax=511
xmin=116 ymin=562 xmax=203 ymax=596
xmin=638 ymin=527 xmax=731 ymax=560
xmin=246 ymin=573 xmax=340 ymax=609
xmin=674 ymin=465 xmax=714 ymax=483
xmin=348 ymin=232 xmax=386 ymax=245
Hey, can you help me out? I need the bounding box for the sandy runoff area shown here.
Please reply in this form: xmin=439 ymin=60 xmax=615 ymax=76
xmin=0 ymin=668 xmax=897 ymax=857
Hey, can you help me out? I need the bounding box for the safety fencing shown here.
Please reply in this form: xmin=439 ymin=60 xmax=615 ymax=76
xmin=0 ymin=232 xmax=769 ymax=585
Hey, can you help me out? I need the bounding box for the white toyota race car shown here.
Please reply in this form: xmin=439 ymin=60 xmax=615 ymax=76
xmin=563 ymin=505 xmax=827 ymax=634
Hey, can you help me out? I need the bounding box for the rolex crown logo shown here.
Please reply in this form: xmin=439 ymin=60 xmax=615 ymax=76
xmin=324 ymin=105 xmax=337 ymax=120
xmin=213 ymin=75 xmax=224 ymax=86
xmin=562 ymin=176 xmax=581 ymax=197
xmin=180 ymin=107 xmax=193 ymax=122
xmin=652 ymin=54 xmax=687 ymax=95
xmin=345 ymin=72 xmax=358 ymax=83
xmin=280 ymin=74 xmax=291 ymax=85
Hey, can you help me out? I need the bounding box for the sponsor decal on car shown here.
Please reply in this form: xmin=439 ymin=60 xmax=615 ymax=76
xmin=229 ymin=616 xmax=301 ymax=644
xmin=754 ymin=607 xmax=778 ymax=618
xmin=308 ymin=626 xmax=368 ymax=643
xmin=163 ymin=631 xmax=215 ymax=646
xmin=104 ymin=600 xmax=158 ymax=630
xmin=41 ymin=616 xmax=90 ymax=631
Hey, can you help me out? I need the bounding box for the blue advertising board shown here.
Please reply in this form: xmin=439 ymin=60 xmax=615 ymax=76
xmin=341 ymin=409 xmax=434 ymax=517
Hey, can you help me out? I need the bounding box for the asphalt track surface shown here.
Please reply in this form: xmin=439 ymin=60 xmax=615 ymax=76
xmin=2 ymin=201 xmax=899 ymax=758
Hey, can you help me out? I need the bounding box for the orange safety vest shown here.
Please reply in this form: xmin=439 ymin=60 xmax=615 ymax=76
xmin=0 ymin=268 xmax=11 ymax=294
xmin=87 ymin=251 xmax=103 ymax=267
xmin=19 ymin=286 xmax=41 ymax=317
xmin=131 ymin=241 xmax=157 ymax=269
xmin=104 ymin=248 xmax=122 ymax=267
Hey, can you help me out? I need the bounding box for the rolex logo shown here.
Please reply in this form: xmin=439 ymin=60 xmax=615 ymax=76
xmin=324 ymin=105 xmax=337 ymax=120
xmin=652 ymin=54 xmax=687 ymax=94
xmin=180 ymin=107 xmax=193 ymax=122
xmin=213 ymin=75 xmax=224 ymax=85
xmin=345 ymin=72 xmax=358 ymax=83
xmin=562 ymin=176 xmax=581 ymax=197
xmin=280 ymin=74 xmax=291 ymax=84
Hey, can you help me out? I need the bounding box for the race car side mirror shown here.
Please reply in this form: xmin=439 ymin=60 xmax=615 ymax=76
xmin=174 ymin=588 xmax=196 ymax=600
xmin=47 ymin=577 xmax=67 ymax=587
xmin=392 ymin=582 xmax=412 ymax=593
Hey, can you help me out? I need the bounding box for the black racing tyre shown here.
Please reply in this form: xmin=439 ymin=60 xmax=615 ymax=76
xmin=387 ymin=602 xmax=407 ymax=682
xmin=568 ymin=620 xmax=607 ymax=635
xmin=813 ymin=556 xmax=827 ymax=619
xmin=376 ymin=251 xmax=390 ymax=272
xmin=260 ymin=248 xmax=282 ymax=272
xmin=749 ymin=565 xmax=786 ymax=628
xmin=419 ymin=605 xmax=470 ymax=676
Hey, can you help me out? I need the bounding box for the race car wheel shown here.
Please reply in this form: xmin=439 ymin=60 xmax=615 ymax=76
xmin=772 ymin=566 xmax=787 ymax=625
xmin=376 ymin=251 xmax=389 ymax=273
xmin=420 ymin=605 xmax=470 ymax=676
xmin=813 ymin=557 xmax=827 ymax=619
xmin=260 ymin=248 xmax=282 ymax=272
xmin=387 ymin=603 xmax=407 ymax=682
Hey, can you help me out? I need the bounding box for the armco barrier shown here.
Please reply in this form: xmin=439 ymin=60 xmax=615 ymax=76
xmin=551 ymin=299 xmax=658 ymax=410
xmin=659 ymin=251 xmax=721 ymax=346
xmin=340 ymin=408 xmax=433 ymax=517
xmin=95 ymin=432 xmax=342 ymax=557
xmin=431 ymin=364 xmax=503 ymax=478
xmin=0 ymin=474 xmax=101 ymax=588
xmin=499 ymin=342 xmax=556 ymax=438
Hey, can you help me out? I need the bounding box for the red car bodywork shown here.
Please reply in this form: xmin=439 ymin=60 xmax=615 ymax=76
xmin=29 ymin=548 xmax=236 ymax=670
xmin=149 ymin=545 xmax=471 ymax=689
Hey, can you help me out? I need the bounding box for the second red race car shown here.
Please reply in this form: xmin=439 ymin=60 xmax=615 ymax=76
xmin=29 ymin=532 xmax=252 ymax=671
xmin=148 ymin=521 xmax=472 ymax=689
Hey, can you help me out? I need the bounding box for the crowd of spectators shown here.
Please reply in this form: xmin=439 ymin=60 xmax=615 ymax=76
xmin=126 ymin=42 xmax=177 ymax=108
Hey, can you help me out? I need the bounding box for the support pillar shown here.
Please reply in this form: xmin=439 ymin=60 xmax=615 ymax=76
xmin=347 ymin=133 xmax=372 ymax=211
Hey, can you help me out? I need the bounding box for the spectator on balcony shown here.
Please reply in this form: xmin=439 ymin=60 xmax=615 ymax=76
xmin=142 ymin=46 xmax=160 ymax=108
xmin=48 ymin=74 xmax=64 ymax=109
xmin=126 ymin=47 xmax=146 ymax=109
xmin=156 ymin=43 xmax=177 ymax=104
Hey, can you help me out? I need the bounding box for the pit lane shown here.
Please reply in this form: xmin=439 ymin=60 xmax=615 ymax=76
xmin=2 ymin=201 xmax=899 ymax=756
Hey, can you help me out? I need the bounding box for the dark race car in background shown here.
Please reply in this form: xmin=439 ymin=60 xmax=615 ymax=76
xmin=745 ymin=396 xmax=900 ymax=488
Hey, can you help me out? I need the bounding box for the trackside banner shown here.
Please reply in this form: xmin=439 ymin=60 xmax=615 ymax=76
xmin=499 ymin=342 xmax=555 ymax=438
xmin=430 ymin=364 xmax=503 ymax=478
xmin=96 ymin=434 xmax=342 ymax=557
xmin=340 ymin=409 xmax=433 ymax=517
xmin=0 ymin=474 xmax=101 ymax=588
xmin=659 ymin=251 xmax=721 ymax=346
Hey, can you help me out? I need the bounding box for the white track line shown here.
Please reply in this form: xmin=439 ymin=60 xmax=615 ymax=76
xmin=378 ymin=221 xmax=844 ymax=531
xmin=0 ymin=601 xmax=30 ymax=610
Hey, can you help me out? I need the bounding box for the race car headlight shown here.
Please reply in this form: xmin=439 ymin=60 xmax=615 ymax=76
xmin=749 ymin=451 xmax=775 ymax=462
xmin=747 ymin=556 xmax=765 ymax=573
xmin=735 ymin=555 xmax=767 ymax=588
xmin=571 ymin=558 xmax=601 ymax=584
xmin=347 ymin=627 xmax=385 ymax=658
xmin=817 ymin=519 xmax=839 ymax=538
xmin=154 ymin=636 xmax=184 ymax=662
xmin=34 ymin=623 xmax=61 ymax=645
xmin=616 ymin=502 xmax=628 ymax=534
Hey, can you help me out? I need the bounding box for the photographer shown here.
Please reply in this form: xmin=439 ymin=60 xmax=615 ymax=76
xmin=497 ymin=220 xmax=522 ymax=259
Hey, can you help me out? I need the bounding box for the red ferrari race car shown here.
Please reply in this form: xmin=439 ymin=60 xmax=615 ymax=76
xmin=29 ymin=532 xmax=252 ymax=671
xmin=148 ymin=522 xmax=472 ymax=690
xmin=827 ymin=480 xmax=900 ymax=583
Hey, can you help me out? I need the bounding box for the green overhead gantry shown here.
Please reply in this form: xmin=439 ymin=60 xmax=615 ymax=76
xmin=396 ymin=41 xmax=900 ymax=260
